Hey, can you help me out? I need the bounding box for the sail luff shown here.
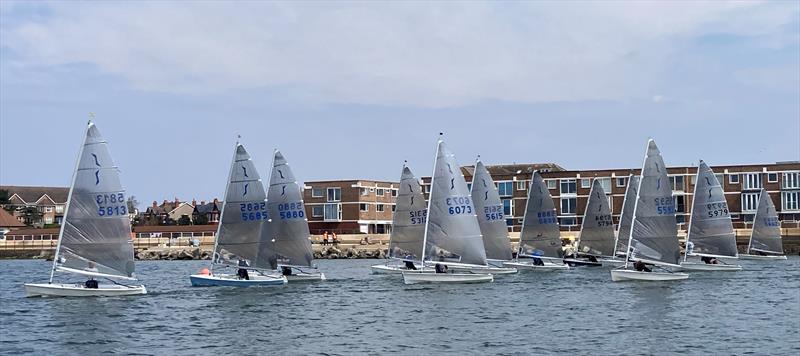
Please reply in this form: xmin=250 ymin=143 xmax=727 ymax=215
xmin=577 ymin=180 xmax=615 ymax=257
xmin=387 ymin=164 xmax=427 ymax=262
xmin=470 ymin=159 xmax=513 ymax=261
xmin=685 ymin=160 xmax=738 ymax=258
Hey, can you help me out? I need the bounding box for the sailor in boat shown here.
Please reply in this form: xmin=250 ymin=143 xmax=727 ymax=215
xmin=633 ymin=260 xmax=652 ymax=272
xmin=403 ymin=254 xmax=417 ymax=270
xmin=700 ymin=256 xmax=719 ymax=264
xmin=237 ymin=260 xmax=250 ymax=280
xmin=434 ymin=263 xmax=448 ymax=273
xmin=282 ymin=266 xmax=293 ymax=276
xmin=84 ymin=261 xmax=99 ymax=288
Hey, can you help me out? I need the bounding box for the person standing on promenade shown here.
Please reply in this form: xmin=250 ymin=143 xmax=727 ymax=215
xmin=322 ymin=231 xmax=329 ymax=246
xmin=332 ymin=232 xmax=338 ymax=246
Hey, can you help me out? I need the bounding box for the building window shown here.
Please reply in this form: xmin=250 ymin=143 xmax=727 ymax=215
xmin=502 ymin=199 xmax=513 ymax=217
xmin=312 ymin=188 xmax=324 ymax=198
xmin=360 ymin=204 xmax=369 ymax=212
xmin=327 ymin=188 xmax=341 ymax=202
xmin=516 ymin=181 xmax=526 ymax=191
xmin=546 ymin=180 xmax=557 ymax=190
xmin=616 ymin=177 xmax=627 ymax=187
xmin=783 ymin=172 xmax=799 ymax=189
xmin=497 ymin=182 xmax=513 ymax=197
xmin=391 ymin=189 xmax=398 ymax=197
xmin=560 ymin=197 xmax=577 ymax=214
xmin=466 ymin=183 xmax=472 ymax=192
xmin=729 ymin=174 xmax=739 ymax=184
xmin=324 ymin=203 xmax=341 ymax=221
xmin=560 ymin=179 xmax=576 ymax=195
xmin=670 ymin=176 xmax=685 ymax=191
xmin=55 ymin=205 xmax=65 ymax=213
xmin=360 ymin=188 xmax=369 ymax=196
xmin=743 ymin=173 xmax=761 ymax=190
xmin=377 ymin=204 xmax=385 ymax=212
xmin=45 ymin=206 xmax=53 ymax=213
xmin=674 ymin=195 xmax=686 ymax=213
xmin=560 ymin=217 xmax=577 ymax=226
xmin=580 ymin=179 xmax=591 ymax=188
xmin=44 ymin=216 xmax=53 ymax=224
xmin=312 ymin=206 xmax=324 ymax=217
xmin=715 ymin=174 xmax=724 ymax=185
xmin=391 ymin=204 xmax=396 ymax=212
xmin=376 ymin=188 xmax=385 ymax=196
xmin=783 ymin=191 xmax=799 ymax=211
xmin=598 ymin=178 xmax=612 ymax=194
xmin=767 ymin=173 xmax=778 ymax=183
xmin=676 ymin=215 xmax=686 ymax=224
xmin=424 ymin=185 xmax=431 ymax=193
xmin=741 ymin=192 xmax=760 ymax=212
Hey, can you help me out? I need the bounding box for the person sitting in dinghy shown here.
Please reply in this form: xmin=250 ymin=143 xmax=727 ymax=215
xmin=700 ymin=256 xmax=719 ymax=264
xmin=237 ymin=260 xmax=250 ymax=280
xmin=403 ymin=255 xmax=417 ymax=270
xmin=84 ymin=261 xmax=99 ymax=288
xmin=282 ymin=266 xmax=293 ymax=276
xmin=633 ymin=260 xmax=652 ymax=272
xmin=435 ymin=263 xmax=448 ymax=273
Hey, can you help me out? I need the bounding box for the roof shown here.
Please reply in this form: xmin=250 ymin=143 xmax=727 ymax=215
xmin=0 ymin=186 xmax=69 ymax=204
xmin=0 ymin=209 xmax=25 ymax=228
xmin=464 ymin=163 xmax=565 ymax=176
xmin=194 ymin=202 xmax=219 ymax=214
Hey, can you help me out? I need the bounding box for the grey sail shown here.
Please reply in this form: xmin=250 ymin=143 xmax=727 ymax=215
xmin=615 ymin=175 xmax=639 ymax=256
xmin=470 ymin=160 xmax=513 ymax=260
xmin=214 ymin=144 xmax=276 ymax=270
xmin=577 ymin=180 xmax=615 ymax=257
xmin=628 ymin=139 xmax=681 ymax=267
xmin=748 ymin=188 xmax=783 ymax=254
xmin=387 ymin=165 xmax=427 ymax=261
xmin=424 ymin=139 xmax=487 ymax=266
xmin=267 ymin=150 xmax=314 ymax=267
xmin=686 ymin=160 xmax=738 ymax=258
xmin=55 ymin=122 xmax=136 ymax=279
xmin=519 ymin=171 xmax=563 ymax=259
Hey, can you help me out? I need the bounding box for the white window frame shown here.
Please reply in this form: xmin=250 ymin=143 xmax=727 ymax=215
xmin=741 ymin=192 xmax=760 ymax=212
xmin=616 ymin=177 xmax=627 ymax=187
xmin=501 ymin=199 xmax=514 ymax=218
xmin=782 ymin=191 xmax=799 ymax=212
xmin=715 ymin=174 xmax=724 ymax=186
xmin=560 ymin=197 xmax=577 ymax=215
xmin=311 ymin=188 xmax=324 ymax=198
xmin=767 ymin=173 xmax=778 ymax=183
xmin=516 ymin=181 xmax=526 ymax=191
xmin=782 ymin=172 xmax=799 ymax=189
xmin=359 ymin=203 xmax=369 ymax=212
xmin=560 ymin=216 xmax=578 ymax=226
xmin=546 ymin=179 xmax=557 ymax=190
xmin=598 ymin=177 xmax=612 ymax=194
xmin=324 ymin=203 xmax=342 ymax=221
xmin=360 ymin=188 xmax=369 ymax=196
xmin=560 ymin=179 xmax=577 ymax=195
xmin=376 ymin=204 xmax=385 ymax=212
xmin=391 ymin=189 xmax=398 ymax=197
xmin=44 ymin=206 xmax=53 ymax=213
xmin=327 ymin=187 xmax=341 ymax=202
xmin=743 ymin=173 xmax=761 ymax=190
xmin=729 ymin=174 xmax=739 ymax=184
xmin=497 ymin=181 xmax=514 ymax=197
xmin=376 ymin=188 xmax=385 ymax=196
xmin=580 ymin=178 xmax=591 ymax=188
xmin=311 ymin=206 xmax=324 ymax=217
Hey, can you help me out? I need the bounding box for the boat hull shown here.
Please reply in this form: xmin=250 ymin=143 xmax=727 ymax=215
xmin=189 ymin=274 xmax=287 ymax=287
xmin=24 ymin=283 xmax=147 ymax=297
xmin=402 ymin=272 xmax=493 ymax=284
xmin=502 ymin=261 xmax=569 ymax=271
xmin=679 ymin=262 xmax=742 ymax=272
xmin=285 ymin=272 xmax=326 ymax=282
xmin=610 ymin=269 xmax=689 ymax=282
xmin=563 ymin=258 xmax=603 ymax=267
xmin=447 ymin=265 xmax=518 ymax=275
xmin=738 ymin=254 xmax=787 ymax=260
xmin=370 ymin=264 xmax=429 ymax=274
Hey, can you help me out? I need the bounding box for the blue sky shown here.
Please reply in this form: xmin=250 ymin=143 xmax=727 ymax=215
xmin=1 ymin=1 xmax=798 ymax=208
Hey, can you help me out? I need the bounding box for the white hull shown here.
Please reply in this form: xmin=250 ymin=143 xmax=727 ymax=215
xmin=285 ymin=271 xmax=326 ymax=282
xmin=679 ymin=262 xmax=742 ymax=272
xmin=402 ymin=271 xmax=494 ymax=284
xmin=502 ymin=261 xmax=569 ymax=271
xmin=448 ymin=265 xmax=518 ymax=275
xmin=738 ymin=254 xmax=787 ymax=260
xmin=189 ymin=273 xmax=287 ymax=287
xmin=598 ymin=258 xmax=627 ymax=267
xmin=370 ymin=264 xmax=429 ymax=274
xmin=610 ymin=269 xmax=689 ymax=282
xmin=24 ymin=283 xmax=147 ymax=297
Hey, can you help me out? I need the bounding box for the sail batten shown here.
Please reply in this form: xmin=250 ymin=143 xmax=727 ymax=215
xmin=387 ymin=165 xmax=427 ymax=261
xmin=519 ymin=171 xmax=563 ymax=259
xmin=685 ymin=160 xmax=738 ymax=258
xmin=748 ymin=188 xmax=783 ymax=255
xmin=267 ymin=150 xmax=314 ymax=267
xmin=470 ymin=160 xmax=513 ymax=261
xmin=423 ymin=140 xmax=487 ymax=266
xmin=577 ymin=180 xmax=615 ymax=257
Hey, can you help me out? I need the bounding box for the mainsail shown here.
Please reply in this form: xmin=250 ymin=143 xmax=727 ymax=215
xmin=53 ymin=122 xmax=136 ymax=280
xmin=423 ymin=139 xmax=487 ymax=266
xmin=519 ymin=171 xmax=563 ymax=259
xmin=615 ymin=175 xmax=639 ymax=256
xmin=266 ymin=150 xmax=314 ymax=267
xmin=213 ymin=143 xmax=276 ymax=271
xmin=577 ymin=180 xmax=615 ymax=257
xmin=748 ymin=188 xmax=784 ymax=255
xmin=387 ymin=164 xmax=427 ymax=261
xmin=470 ymin=159 xmax=513 ymax=260
xmin=628 ymin=139 xmax=681 ymax=267
xmin=686 ymin=160 xmax=737 ymax=258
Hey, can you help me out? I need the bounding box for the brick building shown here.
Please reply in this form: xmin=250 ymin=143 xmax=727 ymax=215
xmin=0 ymin=186 xmax=69 ymax=227
xmin=303 ymin=180 xmax=398 ymax=234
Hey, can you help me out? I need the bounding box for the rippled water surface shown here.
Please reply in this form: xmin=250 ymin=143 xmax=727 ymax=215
xmin=1 ymin=258 xmax=798 ymax=355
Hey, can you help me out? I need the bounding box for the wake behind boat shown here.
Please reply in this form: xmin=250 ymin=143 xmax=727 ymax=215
xmin=189 ymin=141 xmax=287 ymax=287
xmin=738 ymin=188 xmax=787 ymax=261
xmin=24 ymin=122 xmax=147 ymax=297
xmin=610 ymin=139 xmax=688 ymax=282
xmin=402 ymin=135 xmax=494 ymax=284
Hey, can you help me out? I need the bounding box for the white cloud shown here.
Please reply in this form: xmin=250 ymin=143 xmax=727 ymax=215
xmin=1 ymin=1 xmax=797 ymax=107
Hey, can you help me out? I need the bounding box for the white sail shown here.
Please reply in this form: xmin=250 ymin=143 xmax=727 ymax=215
xmin=266 ymin=150 xmax=314 ymax=267
xmin=387 ymin=164 xmax=427 ymax=262
xmin=628 ymin=139 xmax=681 ymax=267
xmin=423 ymin=139 xmax=487 ymax=266
xmin=212 ymin=143 xmax=276 ymax=271
xmin=470 ymin=159 xmax=513 ymax=260
xmin=519 ymin=171 xmax=563 ymax=259
xmin=615 ymin=175 xmax=639 ymax=256
xmin=577 ymin=180 xmax=615 ymax=257
xmin=748 ymin=188 xmax=784 ymax=255
xmin=52 ymin=122 xmax=136 ymax=280
xmin=685 ymin=160 xmax=738 ymax=258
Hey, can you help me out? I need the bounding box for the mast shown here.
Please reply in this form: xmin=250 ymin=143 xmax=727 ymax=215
xmin=209 ymin=137 xmax=240 ymax=274
xmin=420 ymin=133 xmax=443 ymax=265
xmin=49 ymin=121 xmax=91 ymax=284
xmin=684 ymin=161 xmax=701 ymax=262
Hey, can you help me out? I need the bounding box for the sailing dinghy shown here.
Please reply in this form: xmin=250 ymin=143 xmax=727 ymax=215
xmin=266 ymin=150 xmax=325 ymax=281
xmin=503 ymin=171 xmax=569 ymax=271
xmin=564 ymin=179 xmax=622 ymax=267
xmin=610 ymin=139 xmax=688 ymax=282
xmin=738 ymin=188 xmax=787 ymax=260
xmin=371 ymin=163 xmax=429 ymax=274
xmin=24 ymin=122 xmax=147 ymax=297
xmin=680 ymin=160 xmax=742 ymax=271
xmin=190 ymin=142 xmax=287 ymax=287
xmin=402 ymin=136 xmax=494 ymax=284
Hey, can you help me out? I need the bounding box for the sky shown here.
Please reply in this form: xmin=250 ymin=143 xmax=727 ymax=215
xmin=1 ymin=1 xmax=798 ymax=208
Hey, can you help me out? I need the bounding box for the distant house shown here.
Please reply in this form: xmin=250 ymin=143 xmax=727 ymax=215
xmin=192 ymin=199 xmax=221 ymax=225
xmin=0 ymin=208 xmax=26 ymax=238
xmin=0 ymin=186 xmax=69 ymax=227
xmin=141 ymin=198 xmax=195 ymax=225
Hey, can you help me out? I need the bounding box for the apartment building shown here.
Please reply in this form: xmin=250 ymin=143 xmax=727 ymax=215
xmin=303 ymin=180 xmax=398 ymax=234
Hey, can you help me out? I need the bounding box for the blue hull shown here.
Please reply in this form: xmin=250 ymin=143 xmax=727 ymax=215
xmin=189 ymin=275 xmax=287 ymax=287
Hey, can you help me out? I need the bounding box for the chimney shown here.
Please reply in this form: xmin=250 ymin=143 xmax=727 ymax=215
xmin=174 ymin=197 xmax=180 ymax=206
xmin=200 ymin=200 xmax=206 ymax=205
xmin=192 ymin=199 xmax=197 ymax=206
xmin=152 ymin=201 xmax=157 ymax=208
xmin=162 ymin=199 xmax=168 ymax=206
